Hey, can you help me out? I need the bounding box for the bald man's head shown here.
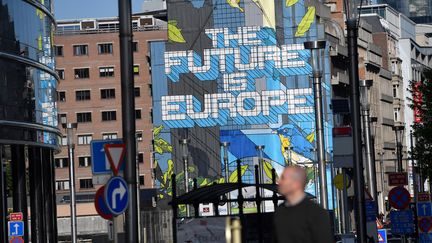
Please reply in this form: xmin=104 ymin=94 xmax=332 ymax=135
xmin=278 ymin=166 xmax=307 ymax=197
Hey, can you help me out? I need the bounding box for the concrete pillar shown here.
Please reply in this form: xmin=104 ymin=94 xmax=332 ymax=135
xmin=29 ymin=146 xmax=45 ymax=243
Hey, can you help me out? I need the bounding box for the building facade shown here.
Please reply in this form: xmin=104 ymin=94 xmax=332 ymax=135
xmin=378 ymin=0 xmax=432 ymax=24
xmin=0 ymin=0 xmax=58 ymax=242
xmin=53 ymin=15 xmax=166 ymax=209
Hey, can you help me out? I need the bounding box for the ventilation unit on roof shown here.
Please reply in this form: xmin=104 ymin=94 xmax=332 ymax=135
xmin=140 ymin=16 xmax=154 ymax=26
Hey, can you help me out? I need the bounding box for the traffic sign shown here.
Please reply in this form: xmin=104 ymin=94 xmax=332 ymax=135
xmin=9 ymin=237 xmax=24 ymax=243
xmin=91 ymin=139 xmax=125 ymax=174
xmin=418 ymin=203 xmax=432 ymax=217
xmin=104 ymin=176 xmax=129 ymax=215
xmin=333 ymin=173 xmax=350 ymax=190
xmin=377 ymin=229 xmax=387 ymax=243
xmin=419 ymin=193 xmax=431 ymax=202
xmin=104 ymin=143 xmax=126 ymax=176
xmin=388 ymin=186 xmax=411 ymax=210
xmin=8 ymin=221 xmax=24 ymax=237
xmin=419 ymin=217 xmax=432 ymax=233
xmin=420 ymin=232 xmax=432 ymax=243
xmin=390 ymin=210 xmax=415 ymax=235
xmin=94 ymin=186 xmax=113 ymax=220
xmin=9 ymin=212 xmax=23 ymax=221
xmin=366 ymin=200 xmax=377 ymax=222
xmin=388 ymin=172 xmax=408 ymax=186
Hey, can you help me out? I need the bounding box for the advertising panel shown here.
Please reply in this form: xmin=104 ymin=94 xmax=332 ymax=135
xmin=151 ymin=0 xmax=333 ymax=210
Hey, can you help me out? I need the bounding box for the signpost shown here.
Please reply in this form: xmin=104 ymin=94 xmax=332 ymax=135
xmin=390 ymin=210 xmax=415 ymax=235
xmin=9 ymin=237 xmax=24 ymax=243
xmin=418 ymin=202 xmax=432 ymax=217
xmin=8 ymin=213 xmax=23 ymax=222
xmin=365 ymin=200 xmax=377 ymax=222
xmin=91 ymin=139 xmax=125 ymax=175
xmin=388 ymin=186 xmax=411 ymax=210
xmin=377 ymin=229 xmax=387 ymax=243
xmin=419 ymin=193 xmax=431 ymax=202
xmin=104 ymin=143 xmax=126 ymax=176
xmin=388 ymin=172 xmax=408 ymax=186
xmin=104 ymin=176 xmax=129 ymax=215
xmin=8 ymin=221 xmax=24 ymax=237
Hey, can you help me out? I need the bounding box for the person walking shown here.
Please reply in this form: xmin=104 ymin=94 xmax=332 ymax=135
xmin=274 ymin=166 xmax=333 ymax=243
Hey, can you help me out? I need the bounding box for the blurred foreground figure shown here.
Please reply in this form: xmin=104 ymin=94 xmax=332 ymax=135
xmin=274 ymin=166 xmax=333 ymax=243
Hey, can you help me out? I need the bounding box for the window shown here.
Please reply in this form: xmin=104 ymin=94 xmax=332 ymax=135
xmin=101 ymin=88 xmax=115 ymax=99
xmin=75 ymin=90 xmax=91 ymax=101
xmin=79 ymin=178 xmax=93 ymax=189
xmin=393 ymin=85 xmax=398 ymax=98
xmin=78 ymin=156 xmax=91 ymax=167
xmin=77 ymin=112 xmax=92 ymax=123
xmin=138 ymin=153 xmax=144 ymax=163
xmin=56 ymin=180 xmax=69 ymax=190
xmin=139 ymin=175 xmax=145 ymax=186
xmin=98 ymin=43 xmax=113 ymax=54
xmin=55 ymin=158 xmax=69 ymax=168
xmin=133 ymin=65 xmax=140 ymax=75
xmin=99 ymin=67 xmax=114 ymax=77
xmin=60 ymin=136 xmax=67 ymax=146
xmin=74 ymin=68 xmax=90 ymax=79
xmin=73 ymin=44 xmax=88 ymax=56
xmin=135 ymin=109 xmax=142 ymax=119
xmin=57 ymin=91 xmax=66 ymax=102
xmin=77 ymin=134 xmax=92 ymax=145
xmin=56 ymin=69 xmax=65 ymax=80
xmin=134 ymin=87 xmax=140 ymax=97
xmin=54 ymin=46 xmax=63 ymax=56
xmin=58 ymin=113 xmax=67 ymax=123
xmin=132 ymin=42 xmax=138 ymax=52
xmin=136 ymin=131 xmax=143 ymax=142
xmin=102 ymin=111 xmax=117 ymax=121
xmin=102 ymin=133 xmax=118 ymax=140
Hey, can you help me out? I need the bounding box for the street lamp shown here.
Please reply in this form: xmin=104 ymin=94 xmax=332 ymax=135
xmin=221 ymin=142 xmax=231 ymax=215
xmin=255 ymin=145 xmax=266 ymax=213
xmin=393 ymin=124 xmax=405 ymax=172
xmin=179 ymin=138 xmax=190 ymax=217
xmin=304 ymin=40 xmax=328 ymax=209
xmin=360 ymin=79 xmax=378 ymax=202
xmin=61 ymin=117 xmax=78 ymax=243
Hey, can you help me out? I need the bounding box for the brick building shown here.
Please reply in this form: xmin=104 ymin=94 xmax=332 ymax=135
xmin=53 ymin=15 xmax=166 ymax=204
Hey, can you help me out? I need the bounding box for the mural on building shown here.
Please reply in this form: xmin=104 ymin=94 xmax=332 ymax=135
xmin=151 ymin=0 xmax=333 ymax=209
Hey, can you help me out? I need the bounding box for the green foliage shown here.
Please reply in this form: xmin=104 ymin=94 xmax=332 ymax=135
xmin=409 ymin=70 xmax=432 ymax=183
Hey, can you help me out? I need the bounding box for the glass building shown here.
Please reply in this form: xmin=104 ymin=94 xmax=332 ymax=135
xmin=378 ymin=0 xmax=432 ymax=23
xmin=0 ymin=0 xmax=58 ymax=242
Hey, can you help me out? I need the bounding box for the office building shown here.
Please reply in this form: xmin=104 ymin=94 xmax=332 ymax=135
xmin=0 ymin=0 xmax=58 ymax=242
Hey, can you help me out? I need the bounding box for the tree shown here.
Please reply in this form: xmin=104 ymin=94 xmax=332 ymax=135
xmin=409 ymin=69 xmax=432 ymax=188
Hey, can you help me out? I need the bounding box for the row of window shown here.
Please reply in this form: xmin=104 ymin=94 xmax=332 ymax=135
xmin=57 ymin=87 xmax=141 ymax=102
xmin=58 ymin=109 xmax=142 ymax=123
xmin=55 ymin=175 xmax=145 ymax=191
xmin=54 ymin=42 xmax=139 ymax=57
xmin=56 ymin=65 xmax=140 ymax=79
xmin=55 ymin=152 xmax=145 ymax=169
xmin=59 ymin=131 xmax=144 ymax=146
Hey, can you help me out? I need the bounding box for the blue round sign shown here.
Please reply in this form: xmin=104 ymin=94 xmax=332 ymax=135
xmin=104 ymin=176 xmax=129 ymax=215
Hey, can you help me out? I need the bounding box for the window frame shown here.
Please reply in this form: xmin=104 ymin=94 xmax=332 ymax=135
xmin=73 ymin=44 xmax=89 ymax=56
xmin=54 ymin=45 xmax=64 ymax=56
xmin=101 ymin=110 xmax=117 ymax=122
xmin=75 ymin=90 xmax=91 ymax=101
xmin=77 ymin=134 xmax=93 ymax=145
xmin=99 ymin=66 xmax=115 ymax=78
xmin=74 ymin=67 xmax=90 ymax=79
xmin=76 ymin=112 xmax=92 ymax=123
xmin=97 ymin=43 xmax=114 ymax=54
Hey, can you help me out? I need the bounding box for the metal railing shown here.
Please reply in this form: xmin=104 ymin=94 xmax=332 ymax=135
xmin=55 ymin=25 xmax=165 ymax=36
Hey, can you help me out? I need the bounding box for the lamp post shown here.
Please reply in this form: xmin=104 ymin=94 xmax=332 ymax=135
xmin=61 ymin=117 xmax=78 ymax=243
xmin=256 ymin=145 xmax=266 ymax=213
xmin=394 ymin=124 xmax=405 ymax=172
xmin=304 ymin=40 xmax=328 ymax=209
xmin=179 ymin=139 xmax=190 ymax=217
xmin=221 ymin=142 xmax=231 ymax=215
xmin=360 ymin=80 xmax=378 ymax=202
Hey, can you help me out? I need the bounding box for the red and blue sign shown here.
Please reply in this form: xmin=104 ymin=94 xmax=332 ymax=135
xmin=388 ymin=186 xmax=410 ymax=210
xmin=9 ymin=237 xmax=24 ymax=243
xmin=94 ymin=186 xmax=113 ymax=220
xmin=419 ymin=217 xmax=432 ymax=233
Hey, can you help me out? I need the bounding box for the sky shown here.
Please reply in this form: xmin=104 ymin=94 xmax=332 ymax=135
xmin=54 ymin=0 xmax=144 ymax=20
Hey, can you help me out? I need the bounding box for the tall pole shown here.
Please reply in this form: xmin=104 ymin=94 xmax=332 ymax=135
xmin=118 ymin=0 xmax=139 ymax=241
xmin=65 ymin=123 xmax=78 ymax=243
xmin=394 ymin=126 xmax=404 ymax=173
xmin=411 ymin=131 xmax=418 ymax=201
xmin=180 ymin=139 xmax=190 ymax=217
xmin=347 ymin=19 xmax=367 ymax=242
xmin=222 ymin=142 xmax=231 ymax=215
xmin=378 ymin=152 xmax=385 ymax=214
xmin=29 ymin=147 xmax=45 ymax=243
xmin=256 ymin=145 xmax=266 ymax=213
xmin=42 ymin=148 xmax=56 ymax=243
xmin=304 ymin=40 xmax=328 ymax=209
xmin=0 ymin=145 xmax=7 ymax=243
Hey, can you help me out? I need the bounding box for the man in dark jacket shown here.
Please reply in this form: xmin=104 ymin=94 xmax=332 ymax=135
xmin=274 ymin=166 xmax=333 ymax=243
